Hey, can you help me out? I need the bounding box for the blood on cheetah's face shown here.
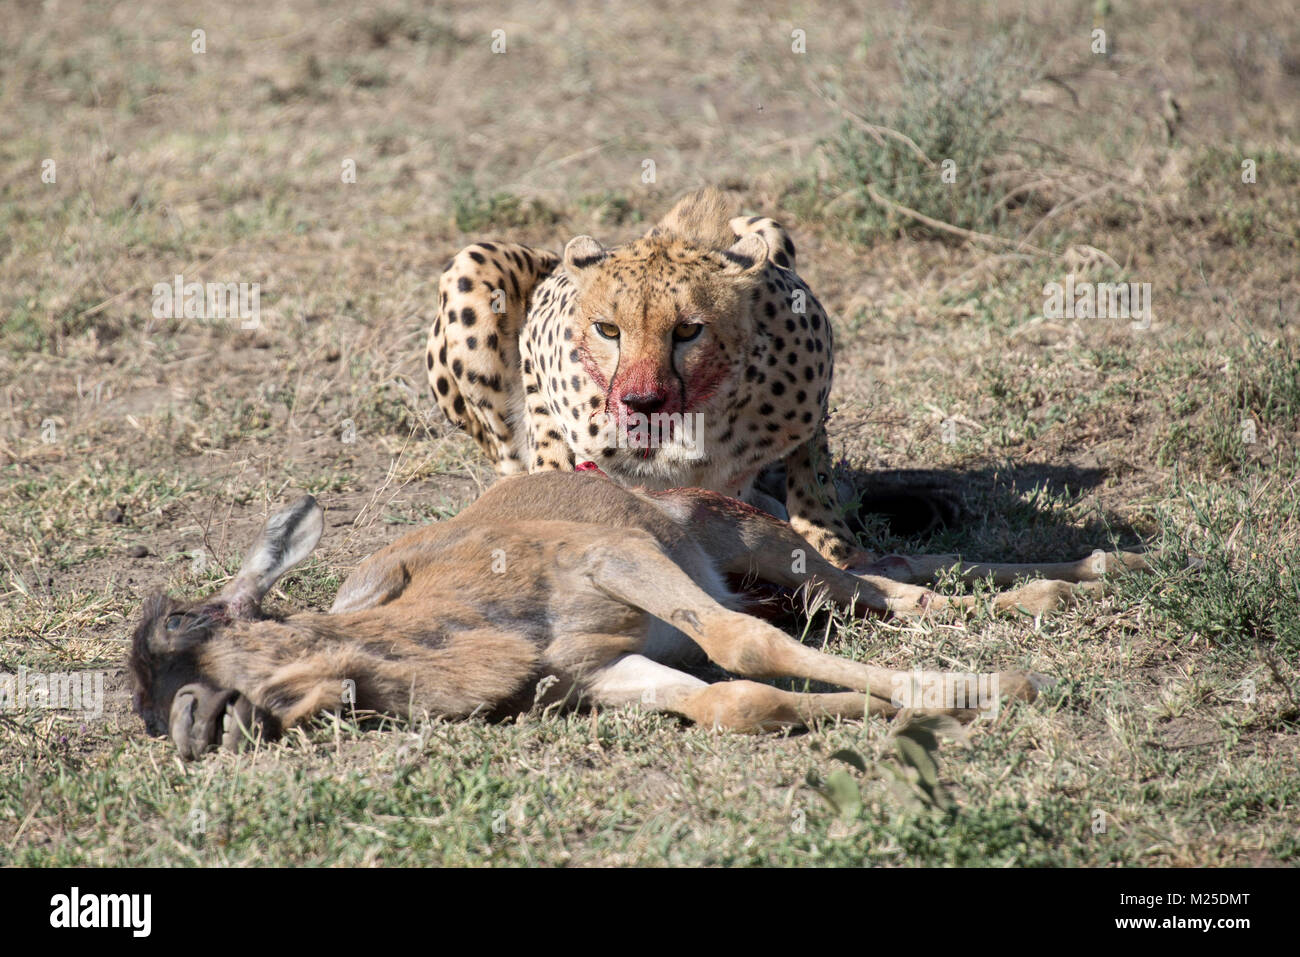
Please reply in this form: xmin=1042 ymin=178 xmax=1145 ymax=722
xmin=561 ymin=231 xmax=767 ymax=446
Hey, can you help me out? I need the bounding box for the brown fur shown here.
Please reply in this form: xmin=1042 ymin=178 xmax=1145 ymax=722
xmin=128 ymin=471 xmax=1146 ymax=759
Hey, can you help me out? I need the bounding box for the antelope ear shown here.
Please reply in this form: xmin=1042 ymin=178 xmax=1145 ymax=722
xmin=220 ymin=495 xmax=323 ymax=617
xmin=719 ymin=232 xmax=768 ymax=276
xmin=562 ymin=235 xmax=607 ymax=285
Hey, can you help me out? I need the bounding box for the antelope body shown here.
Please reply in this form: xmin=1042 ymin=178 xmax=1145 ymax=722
xmin=129 ymin=471 xmax=1142 ymax=759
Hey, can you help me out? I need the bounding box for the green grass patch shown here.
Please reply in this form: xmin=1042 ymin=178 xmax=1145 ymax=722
xmin=796 ymin=31 xmax=1043 ymax=242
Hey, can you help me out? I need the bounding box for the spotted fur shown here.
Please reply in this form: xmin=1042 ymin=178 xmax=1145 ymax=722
xmin=427 ymin=188 xmax=858 ymax=564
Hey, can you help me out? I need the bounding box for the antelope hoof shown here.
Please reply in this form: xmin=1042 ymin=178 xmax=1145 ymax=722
xmin=170 ymin=684 xmax=276 ymax=760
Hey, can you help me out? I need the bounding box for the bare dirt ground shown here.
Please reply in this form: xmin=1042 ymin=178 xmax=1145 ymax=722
xmin=1 ymin=0 xmax=1297 ymax=865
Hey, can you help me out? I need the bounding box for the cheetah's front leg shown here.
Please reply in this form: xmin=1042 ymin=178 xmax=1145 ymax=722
xmin=782 ymin=427 xmax=861 ymax=567
xmin=428 ymin=242 xmax=559 ymax=474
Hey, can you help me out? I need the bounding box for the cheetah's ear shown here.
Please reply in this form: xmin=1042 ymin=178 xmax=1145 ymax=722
xmin=719 ymin=233 xmax=768 ymax=277
xmin=562 ymin=235 xmax=607 ymax=284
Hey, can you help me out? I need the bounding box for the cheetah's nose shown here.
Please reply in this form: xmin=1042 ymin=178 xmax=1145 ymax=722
xmin=620 ymin=391 xmax=668 ymax=415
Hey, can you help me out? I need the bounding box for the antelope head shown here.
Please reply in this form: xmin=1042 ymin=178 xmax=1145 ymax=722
xmin=127 ymin=496 xmax=323 ymax=758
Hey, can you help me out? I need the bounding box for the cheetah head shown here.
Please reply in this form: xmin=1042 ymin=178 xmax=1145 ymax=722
xmin=561 ymin=230 xmax=768 ymax=448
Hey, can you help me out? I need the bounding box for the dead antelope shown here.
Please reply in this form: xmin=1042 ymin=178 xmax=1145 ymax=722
xmin=128 ymin=471 xmax=1145 ymax=758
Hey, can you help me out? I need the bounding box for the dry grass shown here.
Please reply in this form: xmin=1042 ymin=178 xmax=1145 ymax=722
xmin=1 ymin=0 xmax=1298 ymax=866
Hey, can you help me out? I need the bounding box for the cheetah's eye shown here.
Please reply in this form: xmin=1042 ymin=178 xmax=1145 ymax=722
xmin=593 ymin=322 xmax=620 ymax=340
xmin=673 ymin=323 xmax=703 ymax=342
xmin=164 ymin=614 xmax=185 ymax=632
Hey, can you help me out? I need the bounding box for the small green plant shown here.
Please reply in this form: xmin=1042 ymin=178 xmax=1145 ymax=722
xmin=813 ymin=32 xmax=1042 ymax=242
xmin=576 ymin=190 xmax=643 ymax=227
xmin=450 ymin=180 xmax=560 ymax=233
xmin=807 ymin=714 xmax=963 ymax=818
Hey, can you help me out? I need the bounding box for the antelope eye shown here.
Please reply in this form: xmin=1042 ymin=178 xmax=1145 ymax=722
xmin=673 ymin=323 xmax=703 ymax=342
xmin=593 ymin=322 xmax=620 ymax=340
xmin=164 ymin=614 xmax=185 ymax=632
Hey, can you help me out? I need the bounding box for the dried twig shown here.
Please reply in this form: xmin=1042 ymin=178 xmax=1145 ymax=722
xmin=1022 ymin=182 xmax=1122 ymax=243
xmin=990 ymin=177 xmax=1072 ymax=213
xmin=806 ymin=78 xmax=937 ymax=169
xmin=864 ymin=183 xmax=1048 ymax=255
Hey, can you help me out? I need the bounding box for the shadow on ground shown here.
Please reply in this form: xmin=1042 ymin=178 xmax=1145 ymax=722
xmin=762 ymin=462 xmax=1143 ymax=557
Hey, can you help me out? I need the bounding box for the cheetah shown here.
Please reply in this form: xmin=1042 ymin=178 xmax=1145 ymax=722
xmin=426 ymin=188 xmax=860 ymax=565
